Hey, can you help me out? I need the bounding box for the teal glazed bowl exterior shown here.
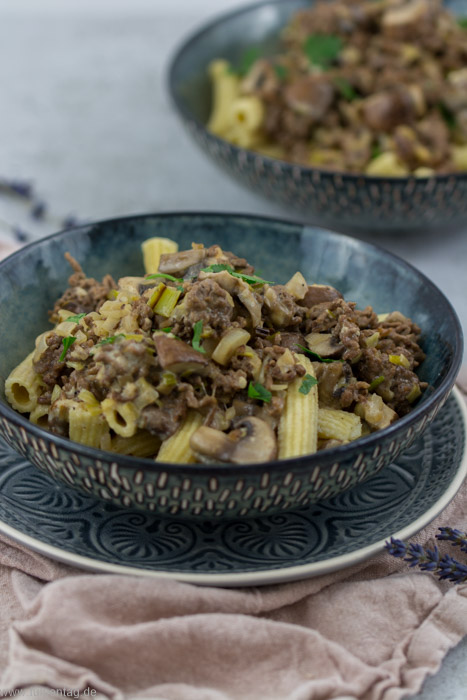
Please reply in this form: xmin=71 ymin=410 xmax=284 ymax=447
xmin=0 ymin=213 xmax=463 ymax=516
xmin=168 ymin=0 xmax=467 ymax=233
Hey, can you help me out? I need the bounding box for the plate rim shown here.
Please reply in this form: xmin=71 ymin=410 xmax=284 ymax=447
xmin=0 ymin=386 xmax=465 ymax=587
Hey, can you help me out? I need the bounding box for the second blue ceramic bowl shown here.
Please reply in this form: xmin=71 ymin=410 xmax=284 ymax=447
xmin=0 ymin=213 xmax=462 ymax=516
xmin=168 ymin=0 xmax=467 ymax=233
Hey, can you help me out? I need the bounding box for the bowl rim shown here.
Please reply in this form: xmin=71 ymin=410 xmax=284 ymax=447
xmin=166 ymin=0 xmax=467 ymax=185
xmin=0 ymin=210 xmax=463 ymax=476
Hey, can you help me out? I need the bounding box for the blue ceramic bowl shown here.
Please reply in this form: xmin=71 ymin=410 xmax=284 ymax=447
xmin=0 ymin=213 xmax=462 ymax=516
xmin=168 ymin=0 xmax=467 ymax=233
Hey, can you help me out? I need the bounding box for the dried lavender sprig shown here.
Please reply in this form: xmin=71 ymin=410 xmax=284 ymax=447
xmin=385 ymin=536 xmax=467 ymax=584
xmin=436 ymin=527 xmax=467 ymax=553
xmin=0 ymin=178 xmax=34 ymax=199
xmin=437 ymin=555 xmax=467 ymax=583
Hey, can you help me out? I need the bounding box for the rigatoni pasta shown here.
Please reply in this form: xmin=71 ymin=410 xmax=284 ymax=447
xmin=5 ymin=236 xmax=426 ymax=463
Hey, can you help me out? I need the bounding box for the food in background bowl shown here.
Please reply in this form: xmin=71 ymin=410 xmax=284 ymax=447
xmin=207 ymin=0 xmax=467 ymax=175
xmin=5 ymin=237 xmax=427 ymax=464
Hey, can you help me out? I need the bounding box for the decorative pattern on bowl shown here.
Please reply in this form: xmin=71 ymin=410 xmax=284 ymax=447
xmin=0 ymin=389 xmax=464 ymax=583
xmin=0 ymin=395 xmax=448 ymax=516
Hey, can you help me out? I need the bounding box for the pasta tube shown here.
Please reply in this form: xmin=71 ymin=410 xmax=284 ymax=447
xmin=226 ymin=96 xmax=265 ymax=148
xmin=156 ymin=410 xmax=203 ymax=463
xmin=142 ymin=237 xmax=179 ymax=275
xmin=111 ymin=430 xmax=161 ymax=458
xmin=69 ymin=404 xmax=111 ymax=449
xmin=101 ymin=397 xmax=138 ymax=438
xmin=207 ymin=59 xmax=240 ymax=136
xmin=318 ymin=408 xmax=362 ymax=442
xmin=278 ymin=354 xmax=318 ymax=458
xmin=5 ymin=352 xmax=43 ymax=413
xmin=29 ymin=403 xmax=50 ymax=428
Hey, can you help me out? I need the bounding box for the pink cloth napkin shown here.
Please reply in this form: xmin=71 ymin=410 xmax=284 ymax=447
xmin=0 ymin=384 xmax=465 ymax=699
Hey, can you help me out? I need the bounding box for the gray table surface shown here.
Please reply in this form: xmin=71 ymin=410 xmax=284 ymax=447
xmin=0 ymin=1 xmax=465 ymax=697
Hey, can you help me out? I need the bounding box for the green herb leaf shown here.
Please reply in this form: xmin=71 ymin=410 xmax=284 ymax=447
xmin=333 ymin=76 xmax=357 ymax=101
xmin=65 ymin=313 xmax=86 ymax=324
xmin=303 ymin=34 xmax=342 ymax=69
xmin=274 ymin=64 xmax=289 ymax=81
xmin=238 ymin=46 xmax=262 ymax=76
xmin=161 ymin=327 xmax=173 ymax=333
xmin=146 ymin=272 xmax=183 ymax=283
xmin=458 ymin=17 xmax=467 ymax=28
xmin=192 ymin=320 xmax=206 ymax=354
xmin=299 ymin=373 xmax=319 ymax=395
xmin=248 ymin=381 xmax=272 ymax=403
xmin=297 ymin=344 xmax=343 ymax=363
xmin=59 ymin=336 xmax=76 ymax=362
xmin=369 ymin=375 xmax=385 ymax=391
xmin=201 ymin=263 xmax=273 ymax=285
xmin=371 ymin=143 xmax=383 ymax=160
xmin=438 ymin=102 xmax=457 ymax=130
xmin=97 ymin=334 xmax=126 ymax=346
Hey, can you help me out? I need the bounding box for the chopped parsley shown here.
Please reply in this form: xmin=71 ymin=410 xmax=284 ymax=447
xmin=59 ymin=336 xmax=76 ymax=362
xmin=438 ymin=102 xmax=457 ymax=130
xmin=66 ymin=313 xmax=86 ymax=324
xmin=371 ymin=143 xmax=383 ymax=160
xmin=333 ymin=76 xmax=357 ymax=101
xmin=97 ymin=334 xmax=126 ymax=346
xmin=161 ymin=327 xmax=173 ymax=333
xmin=248 ymin=381 xmax=272 ymax=403
xmin=303 ymin=34 xmax=342 ymax=69
xmin=146 ymin=272 xmax=183 ymax=283
xmin=201 ymin=263 xmax=273 ymax=286
xmin=369 ymin=375 xmax=385 ymax=391
xmin=192 ymin=321 xmax=206 ymax=354
xmin=274 ymin=64 xmax=289 ymax=81
xmin=238 ymin=46 xmax=262 ymax=76
xmin=299 ymin=374 xmax=319 ymax=395
xmin=297 ymin=344 xmax=343 ymax=363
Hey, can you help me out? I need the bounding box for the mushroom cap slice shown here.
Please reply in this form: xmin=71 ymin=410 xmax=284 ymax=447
xmin=158 ymin=249 xmax=206 ymax=275
xmin=190 ymin=417 xmax=277 ymax=464
xmin=153 ymin=334 xmax=209 ymax=374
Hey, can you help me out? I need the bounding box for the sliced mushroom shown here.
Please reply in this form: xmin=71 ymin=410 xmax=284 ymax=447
xmin=284 ymin=76 xmax=334 ymax=120
xmin=241 ymin=59 xmax=279 ymax=98
xmin=153 ymin=334 xmax=209 ymax=374
xmin=315 ymin=361 xmax=345 ymax=409
xmin=198 ymin=270 xmax=262 ymax=328
xmin=158 ymin=248 xmax=206 ymax=276
xmin=382 ymin=0 xmax=431 ymax=38
xmin=362 ymin=89 xmax=415 ymax=133
xmin=190 ymin=417 xmax=277 ymax=464
xmin=118 ymin=276 xmax=148 ymax=296
xmin=302 ymin=284 xmax=343 ymax=308
xmin=305 ymin=332 xmax=343 ymax=358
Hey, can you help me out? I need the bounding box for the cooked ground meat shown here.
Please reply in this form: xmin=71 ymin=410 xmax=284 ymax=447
xmin=357 ymin=347 xmax=423 ymax=415
xmin=139 ymin=393 xmax=187 ymax=440
xmin=50 ymin=253 xmax=116 ymax=323
xmin=178 ymin=278 xmax=234 ymax=335
xmin=33 ymin=333 xmax=66 ymax=390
